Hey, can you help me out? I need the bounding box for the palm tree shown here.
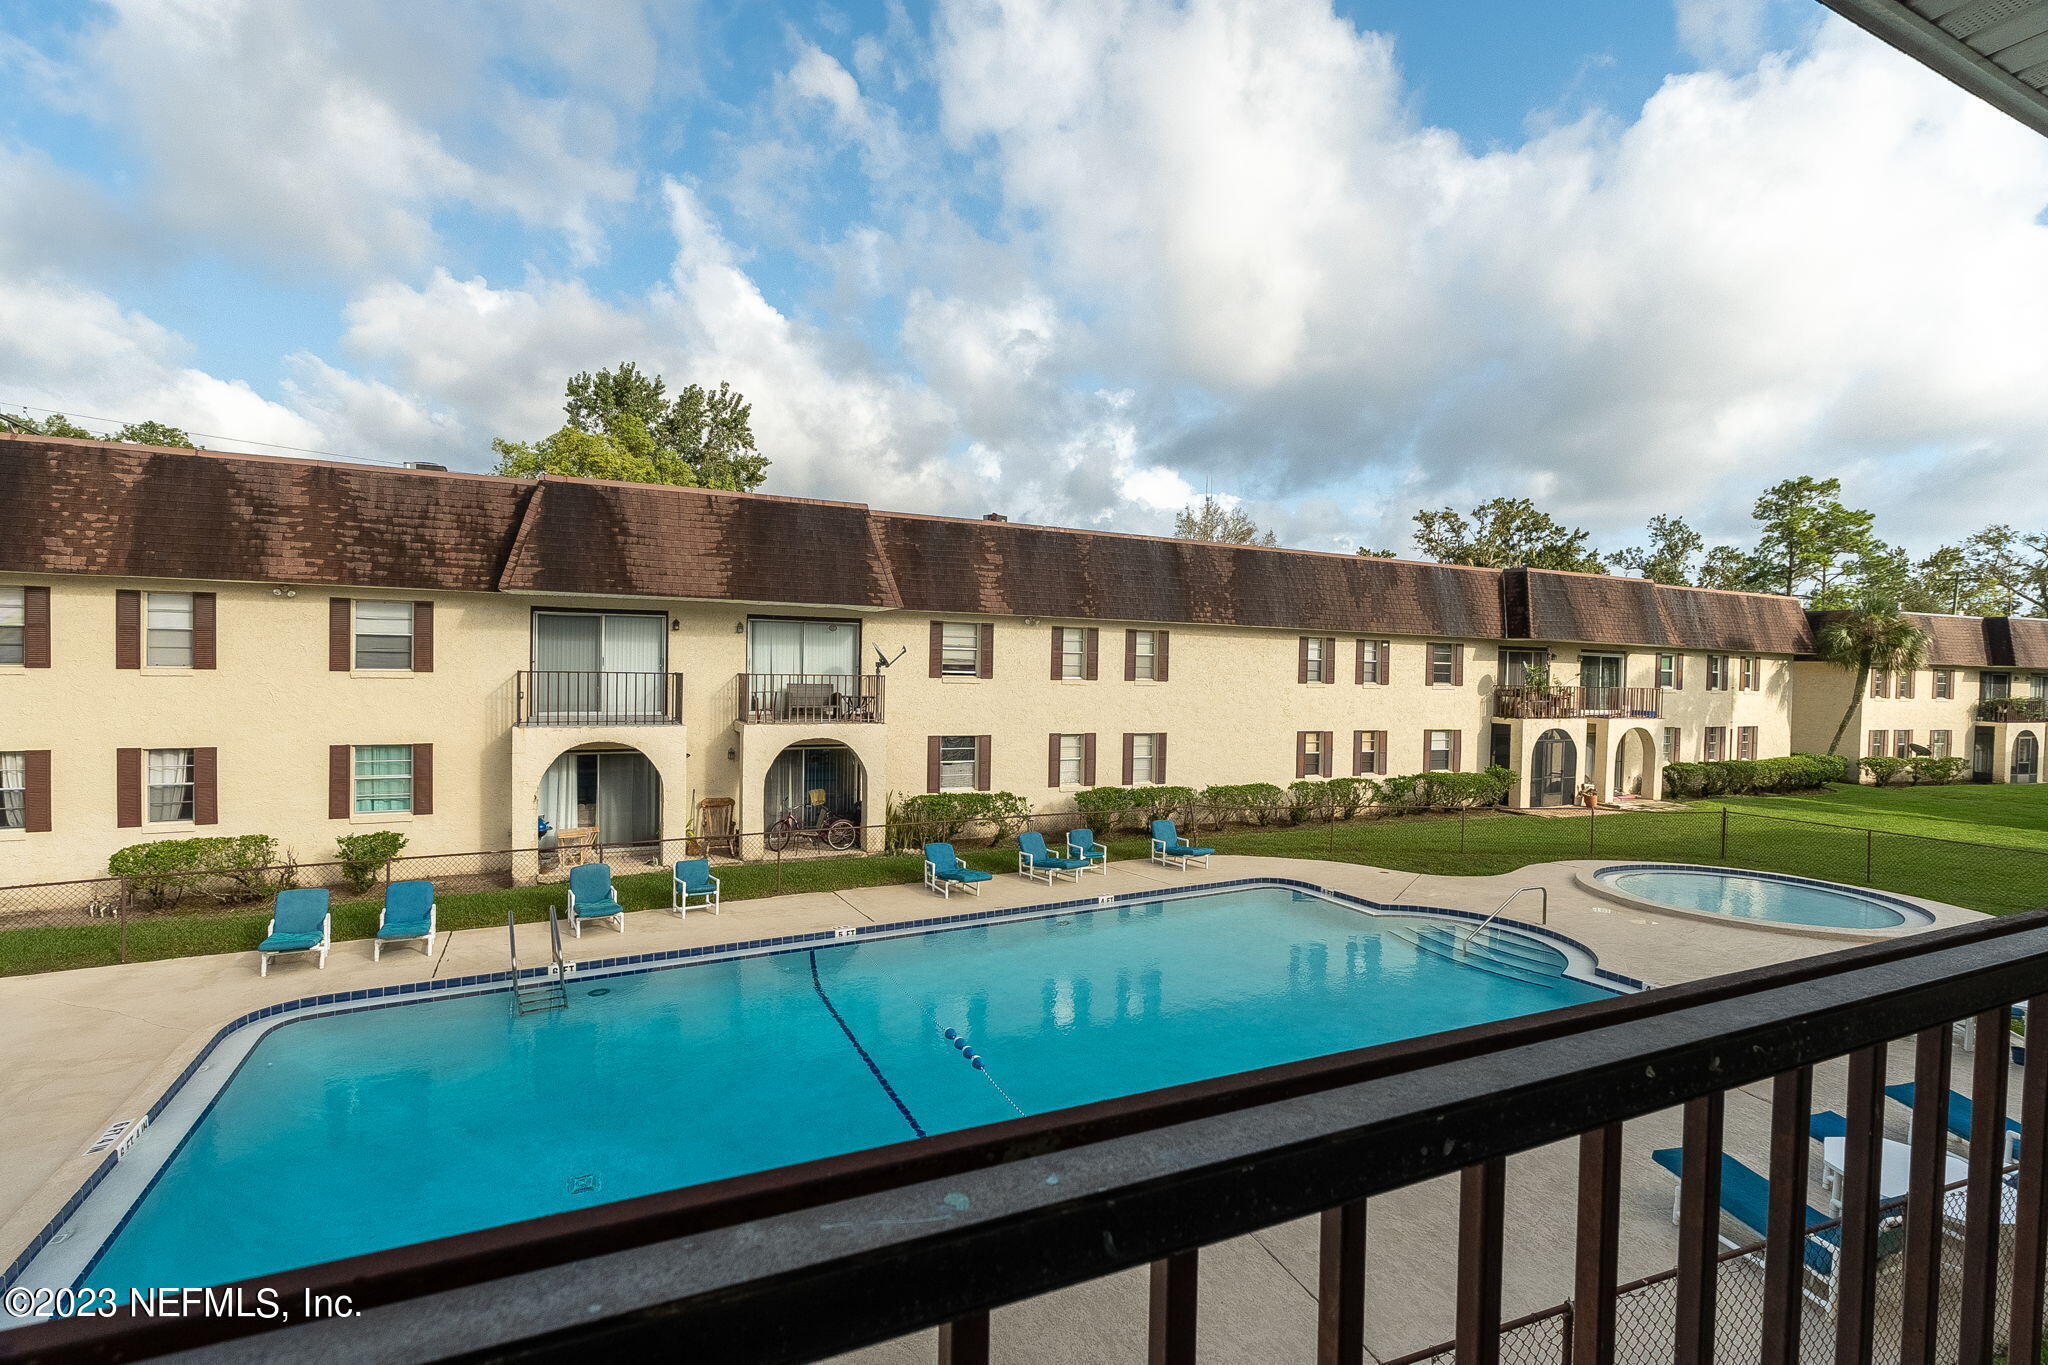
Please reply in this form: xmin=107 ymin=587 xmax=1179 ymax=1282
xmin=1815 ymin=596 xmax=1929 ymax=757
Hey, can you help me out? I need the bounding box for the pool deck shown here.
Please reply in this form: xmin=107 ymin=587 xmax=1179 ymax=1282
xmin=0 ymin=854 xmax=1996 ymax=1359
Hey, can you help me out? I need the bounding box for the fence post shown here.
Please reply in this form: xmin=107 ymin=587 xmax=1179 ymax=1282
xmin=1459 ymin=805 xmax=1467 ymax=854
xmin=1719 ymin=807 xmax=1728 ymax=863
xmin=775 ymin=841 xmax=784 ymax=896
xmin=118 ymin=881 xmax=130 ymax=965
xmin=1865 ymin=828 xmax=1874 ymax=885
xmin=1587 ymin=801 xmax=1596 ymax=858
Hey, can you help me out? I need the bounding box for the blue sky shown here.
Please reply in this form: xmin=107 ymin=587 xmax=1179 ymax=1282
xmin=2 ymin=0 xmax=2045 ymax=559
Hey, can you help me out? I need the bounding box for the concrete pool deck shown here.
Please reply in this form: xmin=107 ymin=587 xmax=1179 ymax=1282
xmin=0 ymin=853 xmax=2000 ymax=1358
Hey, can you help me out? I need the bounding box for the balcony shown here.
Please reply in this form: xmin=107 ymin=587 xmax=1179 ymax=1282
xmin=514 ymin=671 xmax=684 ymax=726
xmin=1494 ymin=684 xmax=1662 ymax=720
xmin=737 ymin=672 xmax=886 ymax=724
xmin=1977 ymin=697 xmax=2048 ymax=723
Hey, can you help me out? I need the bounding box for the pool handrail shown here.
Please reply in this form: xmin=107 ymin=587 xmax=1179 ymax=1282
xmin=1459 ymin=886 xmax=1548 ymax=948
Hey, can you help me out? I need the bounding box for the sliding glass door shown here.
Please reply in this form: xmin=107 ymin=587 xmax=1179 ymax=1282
xmin=531 ymin=612 xmax=668 ymax=721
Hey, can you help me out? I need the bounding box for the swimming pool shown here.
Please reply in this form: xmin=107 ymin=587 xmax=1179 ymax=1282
xmin=17 ymin=883 xmax=1618 ymax=1299
xmin=1591 ymin=865 xmax=1932 ymax=931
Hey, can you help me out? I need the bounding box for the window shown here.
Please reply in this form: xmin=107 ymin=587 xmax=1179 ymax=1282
xmin=1869 ymin=670 xmax=1888 ymax=699
xmin=1304 ymin=637 xmax=1330 ymax=683
xmin=1740 ymin=657 xmax=1759 ymax=691
xmin=1355 ymin=730 xmax=1381 ymax=774
xmin=354 ymin=600 xmax=416 ymax=670
xmin=1056 ymin=734 xmax=1086 ymax=787
xmin=1704 ymin=727 xmax=1726 ymax=761
xmin=1895 ymin=729 xmax=1914 ymax=756
xmin=1428 ymin=643 xmax=1455 ymax=685
xmin=1130 ymin=630 xmax=1158 ymax=681
xmin=147 ymin=748 xmax=195 ymax=822
xmin=1933 ymin=669 xmax=1954 ymax=699
xmin=353 ymin=745 xmax=414 ymax=814
xmin=1129 ymin=733 xmax=1159 ymax=784
xmin=1662 ymin=727 xmax=1681 ymax=763
xmin=1358 ymin=639 xmax=1385 ymax=684
xmin=938 ymin=735 xmax=979 ymax=789
xmin=1737 ymin=726 xmax=1757 ymax=760
xmin=1425 ymin=729 xmax=1455 ymax=772
xmin=1707 ymin=656 xmax=1728 ymax=690
xmin=1896 ymin=670 xmax=1915 ymax=699
xmin=0 ymin=752 xmax=22 ymax=829
xmin=1500 ymin=648 xmax=1545 ymax=686
xmin=2033 ymin=675 xmax=2048 ymax=699
xmin=145 ymin=592 xmax=194 ymax=667
xmin=1930 ymin=730 xmax=1952 ymax=758
xmin=0 ymin=588 xmax=22 ymax=666
xmin=940 ymin=623 xmax=982 ymax=677
xmin=1983 ymin=672 xmax=2012 ymax=700
xmin=1867 ymin=730 xmax=1887 ymax=758
xmin=1057 ymin=628 xmax=1088 ymax=680
xmin=1656 ymin=654 xmax=1677 ymax=689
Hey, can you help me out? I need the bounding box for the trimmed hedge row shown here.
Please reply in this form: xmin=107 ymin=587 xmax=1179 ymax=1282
xmin=1660 ymin=753 xmax=1848 ymax=799
xmin=1859 ymin=755 xmax=1970 ymax=787
xmin=1064 ymin=768 xmax=1517 ymax=832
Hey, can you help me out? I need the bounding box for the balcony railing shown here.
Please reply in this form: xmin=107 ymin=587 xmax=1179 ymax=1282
xmin=515 ymin=671 xmax=684 ymax=726
xmin=1494 ymin=683 xmax=1663 ymax=719
xmin=30 ymin=910 xmax=2048 ymax=1364
xmin=1978 ymin=697 xmax=2048 ymax=723
xmin=737 ymin=672 xmax=885 ymax=724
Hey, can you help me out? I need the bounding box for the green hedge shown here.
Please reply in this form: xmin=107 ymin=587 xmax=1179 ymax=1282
xmin=1375 ymin=766 xmax=1516 ymax=812
xmin=1071 ymin=785 xmax=1198 ymax=832
xmin=886 ymin=791 xmax=1030 ymax=848
xmin=1860 ymin=755 xmax=1970 ymax=787
xmin=335 ymin=830 xmax=409 ymax=895
xmin=1661 ymin=752 xmax=1847 ymax=798
xmin=106 ymin=834 xmax=290 ymax=908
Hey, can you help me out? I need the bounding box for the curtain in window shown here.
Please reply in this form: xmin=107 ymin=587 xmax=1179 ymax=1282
xmin=596 ymin=751 xmax=661 ymax=844
xmin=147 ymin=749 xmax=193 ymax=821
xmin=353 ymin=745 xmax=413 ymax=813
xmin=538 ymin=752 xmax=580 ymax=834
xmin=0 ymin=752 xmax=22 ymax=829
xmin=601 ymin=615 xmax=667 ymax=717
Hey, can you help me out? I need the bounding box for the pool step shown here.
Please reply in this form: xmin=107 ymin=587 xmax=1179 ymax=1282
xmin=1388 ymin=923 xmax=1565 ymax=989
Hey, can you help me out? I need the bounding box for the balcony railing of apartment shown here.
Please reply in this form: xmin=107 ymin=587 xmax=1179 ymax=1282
xmin=737 ymin=672 xmax=886 ymax=724
xmin=514 ymin=671 xmax=685 ymax=726
xmin=1494 ymin=684 xmax=1663 ymax=719
xmin=27 ymin=910 xmax=2048 ymax=1365
xmin=1978 ymin=697 xmax=2048 ymax=723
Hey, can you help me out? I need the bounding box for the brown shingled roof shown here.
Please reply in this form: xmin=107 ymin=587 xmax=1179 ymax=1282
xmin=871 ymin=513 xmax=1505 ymax=635
xmin=2004 ymin=617 xmax=2048 ymax=670
xmin=1904 ymin=613 xmax=1997 ymax=667
xmin=1514 ymin=569 xmax=1813 ymax=653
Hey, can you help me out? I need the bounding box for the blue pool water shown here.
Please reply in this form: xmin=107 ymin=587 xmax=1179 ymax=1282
xmin=1595 ymin=867 xmax=1926 ymax=930
xmin=77 ymin=886 xmax=1611 ymax=1292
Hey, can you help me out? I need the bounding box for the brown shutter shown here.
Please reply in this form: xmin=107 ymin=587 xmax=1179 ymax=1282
xmin=1451 ymin=645 xmax=1465 ymax=687
xmin=1380 ymin=641 xmax=1391 ymax=683
xmin=1123 ymin=733 xmax=1136 ymax=785
xmin=330 ymin=744 xmax=352 ymax=818
xmin=1323 ymin=639 xmax=1337 ymax=683
xmin=1296 ymin=732 xmax=1309 ymax=778
xmin=1050 ymin=628 xmax=1063 ymax=680
xmin=413 ymin=602 xmax=434 ymax=673
xmin=1449 ymin=730 xmax=1463 ymax=772
xmin=1298 ymin=637 xmax=1310 ymax=684
xmin=115 ymin=590 xmax=141 ymax=669
xmin=929 ymin=622 xmax=944 ymax=678
xmin=116 ymin=747 xmax=141 ymax=827
xmin=1125 ymin=629 xmax=1138 ymax=681
xmin=23 ymin=587 xmax=50 ymax=668
xmin=1084 ymin=628 xmax=1099 ymax=680
xmin=1375 ymin=731 xmax=1389 ymax=775
xmin=192 ymin=747 xmax=218 ymax=824
xmin=1048 ymin=734 xmax=1062 ymax=787
xmin=926 ymin=736 xmax=942 ymax=792
xmin=412 ymin=743 xmax=433 ymax=815
xmin=1319 ymin=731 xmax=1334 ymax=777
xmin=1673 ymin=654 xmax=1685 ymax=689
xmin=1156 ymin=630 xmax=1170 ymax=682
xmin=331 ymin=598 xmax=353 ymax=671
xmin=1081 ymin=732 xmax=1096 ymax=785
xmin=974 ymin=734 xmax=991 ymax=789
xmin=1355 ymin=639 xmax=1366 ymax=685
xmin=1420 ymin=729 xmax=1432 ymax=769
xmin=22 ymin=750 xmax=50 ymax=832
xmin=1422 ymin=647 xmax=1433 ymax=685
xmin=977 ymin=624 xmax=995 ymax=679
xmin=1154 ymin=732 xmax=1168 ymax=784
xmin=191 ymin=593 xmax=217 ymax=669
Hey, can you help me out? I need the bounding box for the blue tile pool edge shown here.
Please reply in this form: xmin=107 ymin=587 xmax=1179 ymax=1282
xmin=2 ymin=877 xmax=1641 ymax=1293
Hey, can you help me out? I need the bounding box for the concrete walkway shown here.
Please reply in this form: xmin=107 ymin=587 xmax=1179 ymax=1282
xmin=0 ymin=854 xmax=1995 ymax=1360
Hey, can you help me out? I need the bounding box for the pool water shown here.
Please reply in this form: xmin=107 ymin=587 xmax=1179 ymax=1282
xmin=1595 ymin=867 xmax=1924 ymax=930
xmin=77 ymin=886 xmax=1610 ymax=1292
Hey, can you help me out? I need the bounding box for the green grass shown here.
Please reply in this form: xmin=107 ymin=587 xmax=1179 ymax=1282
xmin=6 ymin=799 xmax=2045 ymax=977
xmin=1692 ymin=782 xmax=2048 ymax=851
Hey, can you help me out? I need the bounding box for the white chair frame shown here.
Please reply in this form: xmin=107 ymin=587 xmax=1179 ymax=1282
xmin=566 ymin=882 xmax=626 ymax=937
xmin=672 ymin=869 xmax=722 ymax=916
xmin=372 ymin=902 xmax=436 ymax=961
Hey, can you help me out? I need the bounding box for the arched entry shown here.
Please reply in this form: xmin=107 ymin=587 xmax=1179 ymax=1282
xmin=1531 ymin=728 xmax=1576 ymax=807
xmin=763 ymin=740 xmax=867 ymax=846
xmin=537 ymin=744 xmax=663 ymax=849
xmin=1612 ymin=727 xmax=1657 ymax=800
xmin=2015 ymin=731 xmax=2041 ymax=784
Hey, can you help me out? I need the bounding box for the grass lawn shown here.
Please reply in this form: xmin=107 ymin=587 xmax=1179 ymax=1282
xmin=6 ymin=798 xmax=2045 ymax=977
xmin=1692 ymin=782 xmax=2048 ymax=852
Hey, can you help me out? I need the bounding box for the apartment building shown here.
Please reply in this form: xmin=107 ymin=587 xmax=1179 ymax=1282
xmin=1790 ymin=612 xmax=2048 ymax=783
xmin=0 ymin=434 xmax=1878 ymax=885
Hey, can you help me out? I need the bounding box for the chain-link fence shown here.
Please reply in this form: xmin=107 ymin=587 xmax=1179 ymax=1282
xmin=4 ymin=799 xmax=2044 ymax=976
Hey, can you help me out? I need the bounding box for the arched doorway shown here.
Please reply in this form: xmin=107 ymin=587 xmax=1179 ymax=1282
xmin=2015 ymin=731 xmax=2040 ymax=784
xmin=1531 ymin=728 xmax=1576 ymax=807
xmin=1612 ymin=727 xmax=1656 ymax=800
xmin=537 ymin=744 xmax=663 ymax=850
xmin=763 ymin=740 xmax=867 ymax=848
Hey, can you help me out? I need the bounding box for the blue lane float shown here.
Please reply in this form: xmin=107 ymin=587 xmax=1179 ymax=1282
xmin=941 ymin=1027 xmax=1025 ymax=1116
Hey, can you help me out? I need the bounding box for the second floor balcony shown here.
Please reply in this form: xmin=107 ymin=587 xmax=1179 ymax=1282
xmin=1977 ymin=696 xmax=2048 ymax=723
xmin=1494 ymin=683 xmax=1663 ymax=720
xmin=737 ymin=672 xmax=886 ymax=724
xmin=515 ymin=671 xmax=684 ymax=726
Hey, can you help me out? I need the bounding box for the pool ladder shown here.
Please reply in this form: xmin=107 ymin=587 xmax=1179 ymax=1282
xmin=509 ymin=906 xmax=570 ymax=1015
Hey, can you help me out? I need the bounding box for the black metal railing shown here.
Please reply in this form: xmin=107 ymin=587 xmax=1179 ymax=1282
xmin=17 ymin=910 xmax=2048 ymax=1363
xmin=736 ymin=672 xmax=885 ymax=724
xmin=515 ymin=671 xmax=684 ymax=725
xmin=1494 ymin=684 xmax=1663 ymax=719
xmin=1977 ymin=696 xmax=2048 ymax=723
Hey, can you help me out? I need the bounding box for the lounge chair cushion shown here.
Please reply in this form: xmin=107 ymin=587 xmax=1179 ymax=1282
xmin=380 ymin=880 xmax=434 ymax=935
xmin=1019 ymin=834 xmax=1087 ymax=869
xmin=271 ymin=888 xmax=329 ymax=936
xmin=675 ymin=859 xmax=717 ymax=893
xmin=260 ymin=931 xmax=325 ymax=952
xmin=1651 ymin=1148 xmax=1838 ymax=1277
xmin=1884 ymin=1083 xmax=2022 ymax=1142
xmin=939 ymin=867 xmax=994 ymax=884
xmin=1166 ymin=844 xmax=1216 ymax=857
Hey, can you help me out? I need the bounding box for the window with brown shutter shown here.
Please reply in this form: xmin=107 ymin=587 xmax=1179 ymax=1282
xmin=1297 ymin=636 xmax=1311 ymax=684
xmin=21 ymin=750 xmax=51 ymax=832
xmin=1354 ymin=729 xmax=1389 ymax=775
xmin=192 ymin=747 xmax=218 ymax=824
xmin=413 ymin=602 xmax=435 ymax=673
xmin=331 ymin=598 xmax=353 ymax=671
xmin=412 ymin=743 xmax=434 ymax=815
xmin=116 ymin=747 xmax=142 ymax=826
xmin=115 ymin=590 xmax=141 ymax=669
xmin=1870 ymin=670 xmax=1887 ymax=698
xmin=1895 ymin=669 xmax=1912 ymax=699
xmin=1295 ymin=731 xmax=1313 ymax=778
xmin=22 ymin=586 xmax=50 ymax=668
xmin=330 ymin=744 xmax=352 ymax=818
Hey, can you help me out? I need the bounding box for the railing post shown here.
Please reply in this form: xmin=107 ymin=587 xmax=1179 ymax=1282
xmin=1898 ymin=1028 xmax=1952 ymax=1365
xmin=1760 ymin=1067 xmax=1811 ymax=1365
xmin=1147 ymin=1251 xmax=1199 ymax=1365
xmin=1572 ymin=1125 xmax=1622 ymax=1365
xmin=1958 ymin=1006 xmax=2013 ymax=1364
xmin=1456 ymin=1158 xmax=1506 ymax=1365
xmin=2010 ymin=992 xmax=2048 ymax=1365
xmin=937 ymin=1312 xmax=989 ymax=1365
xmin=1834 ymin=1044 xmax=1886 ymax=1365
xmin=1317 ymin=1199 xmax=1368 ymax=1365
xmin=1673 ymin=1092 xmax=1723 ymax=1365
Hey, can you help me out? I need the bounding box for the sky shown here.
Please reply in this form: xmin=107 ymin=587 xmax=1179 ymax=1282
xmin=2 ymin=0 xmax=2046 ymax=561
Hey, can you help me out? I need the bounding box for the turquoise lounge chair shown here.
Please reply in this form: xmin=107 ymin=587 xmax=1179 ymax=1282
xmin=1809 ymin=1110 xmax=1848 ymax=1142
xmin=1017 ymin=831 xmax=1088 ymax=885
xmin=372 ymin=879 xmax=436 ymax=961
xmin=258 ymin=888 xmax=331 ymax=976
xmin=1884 ymin=1082 xmax=2021 ymax=1161
xmin=924 ymin=843 xmax=994 ymax=898
xmin=1150 ymin=820 xmax=1214 ymax=869
xmin=566 ymin=863 xmax=626 ymax=937
xmin=1067 ymin=829 xmax=1109 ymax=875
xmin=1650 ymin=1148 xmax=1870 ymax=1310
xmin=671 ymin=858 xmax=721 ymax=916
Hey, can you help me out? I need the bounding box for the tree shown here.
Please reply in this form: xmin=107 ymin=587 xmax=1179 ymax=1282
xmin=1611 ymin=514 xmax=1704 ymax=585
xmin=1174 ymin=496 xmax=1278 ymax=546
xmin=1410 ymin=497 xmax=1606 ymax=573
xmin=1355 ymin=546 xmax=1398 ymax=559
xmin=1814 ymin=596 xmax=1929 ymax=757
xmin=1749 ymin=476 xmax=1875 ymax=604
xmin=1963 ymin=525 xmax=2048 ymax=617
xmin=115 ymin=420 xmax=195 ymax=448
xmin=1695 ymin=545 xmax=1778 ymax=593
xmin=494 ymin=362 xmax=769 ymax=491
xmin=1907 ymin=544 xmax=2006 ymax=616
xmin=0 ymin=412 xmax=94 ymax=438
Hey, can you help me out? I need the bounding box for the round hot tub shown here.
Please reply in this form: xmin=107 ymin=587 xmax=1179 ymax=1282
xmin=1588 ymin=865 xmax=1935 ymax=933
